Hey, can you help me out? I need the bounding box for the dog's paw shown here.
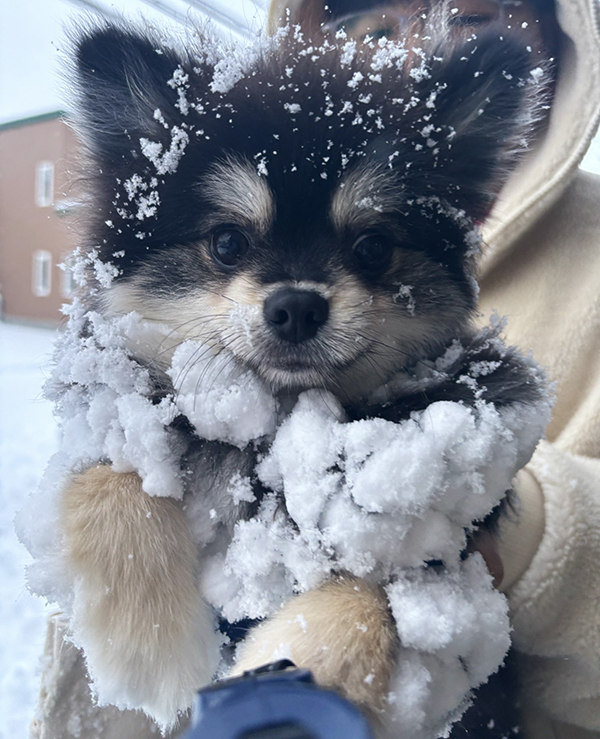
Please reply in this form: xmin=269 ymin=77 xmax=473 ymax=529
xmin=231 ymin=575 xmax=398 ymax=717
xmin=62 ymin=466 xmax=220 ymax=730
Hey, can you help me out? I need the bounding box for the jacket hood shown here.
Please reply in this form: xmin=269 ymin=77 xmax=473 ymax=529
xmin=267 ymin=0 xmax=600 ymax=265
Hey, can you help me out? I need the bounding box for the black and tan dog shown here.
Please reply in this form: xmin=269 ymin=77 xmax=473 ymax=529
xmin=60 ymin=21 xmax=545 ymax=736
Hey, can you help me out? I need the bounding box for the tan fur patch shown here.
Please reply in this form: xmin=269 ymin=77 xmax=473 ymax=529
xmin=62 ymin=466 xmax=218 ymax=726
xmin=330 ymin=162 xmax=406 ymax=234
xmin=231 ymin=575 xmax=398 ymax=719
xmin=201 ymin=156 xmax=276 ymax=233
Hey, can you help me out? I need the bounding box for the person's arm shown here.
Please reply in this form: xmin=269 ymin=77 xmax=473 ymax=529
xmin=496 ymin=440 xmax=600 ymax=730
xmin=30 ymin=613 xmax=189 ymax=739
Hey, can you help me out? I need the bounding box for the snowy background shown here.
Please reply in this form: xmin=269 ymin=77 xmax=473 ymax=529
xmin=1 ymin=1 xmax=600 ymax=736
xmin=0 ymin=0 xmax=269 ymax=125
xmin=0 ymin=322 xmax=58 ymax=739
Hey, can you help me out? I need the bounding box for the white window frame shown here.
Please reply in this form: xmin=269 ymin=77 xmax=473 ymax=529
xmin=32 ymin=250 xmax=52 ymax=297
xmin=36 ymin=161 xmax=54 ymax=207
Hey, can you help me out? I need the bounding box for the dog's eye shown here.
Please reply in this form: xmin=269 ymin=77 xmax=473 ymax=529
xmin=210 ymin=229 xmax=249 ymax=268
xmin=353 ymin=234 xmax=393 ymax=273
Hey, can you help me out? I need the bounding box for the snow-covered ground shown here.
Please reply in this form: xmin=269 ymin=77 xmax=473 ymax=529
xmin=0 ymin=321 xmax=59 ymax=739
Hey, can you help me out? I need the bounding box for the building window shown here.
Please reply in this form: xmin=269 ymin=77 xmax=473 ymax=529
xmin=36 ymin=161 xmax=54 ymax=207
xmin=32 ymin=250 xmax=52 ymax=297
xmin=61 ymin=254 xmax=77 ymax=298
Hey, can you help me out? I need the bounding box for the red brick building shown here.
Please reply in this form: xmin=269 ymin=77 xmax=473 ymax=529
xmin=0 ymin=112 xmax=79 ymax=324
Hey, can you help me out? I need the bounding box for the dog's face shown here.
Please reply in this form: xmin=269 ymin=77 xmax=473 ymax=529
xmin=74 ymin=26 xmax=533 ymax=400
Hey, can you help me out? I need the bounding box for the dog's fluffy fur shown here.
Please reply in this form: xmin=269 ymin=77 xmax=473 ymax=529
xmin=60 ymin=22 xmax=545 ymax=736
xmin=62 ymin=467 xmax=218 ymax=725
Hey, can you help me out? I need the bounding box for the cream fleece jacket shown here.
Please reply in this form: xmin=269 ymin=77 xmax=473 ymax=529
xmin=268 ymin=0 xmax=600 ymax=736
xmin=478 ymin=0 xmax=600 ymax=732
xmin=480 ymin=171 xmax=600 ymax=736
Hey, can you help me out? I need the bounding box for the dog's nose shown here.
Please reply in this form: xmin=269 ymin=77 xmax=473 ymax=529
xmin=264 ymin=288 xmax=329 ymax=343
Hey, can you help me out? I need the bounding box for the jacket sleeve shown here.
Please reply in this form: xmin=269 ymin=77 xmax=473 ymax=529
xmin=30 ymin=613 xmax=190 ymax=739
xmin=497 ymin=440 xmax=600 ymax=731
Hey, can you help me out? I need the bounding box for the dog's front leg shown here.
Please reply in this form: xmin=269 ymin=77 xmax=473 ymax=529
xmin=62 ymin=466 xmax=219 ymax=729
xmin=231 ymin=575 xmax=398 ymax=723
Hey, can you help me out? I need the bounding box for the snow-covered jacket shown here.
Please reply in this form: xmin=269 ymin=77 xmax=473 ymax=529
xmin=266 ymin=1 xmax=600 ymax=737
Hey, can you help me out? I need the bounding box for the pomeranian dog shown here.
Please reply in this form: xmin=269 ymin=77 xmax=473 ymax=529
xmin=57 ymin=18 xmax=545 ymax=738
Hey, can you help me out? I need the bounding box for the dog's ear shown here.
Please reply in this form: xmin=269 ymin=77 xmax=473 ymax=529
xmin=73 ymin=25 xmax=201 ymax=162
xmin=394 ymin=33 xmax=544 ymax=221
